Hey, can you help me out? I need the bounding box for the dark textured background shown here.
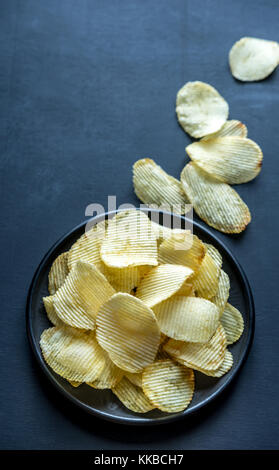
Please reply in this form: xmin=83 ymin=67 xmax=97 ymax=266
xmin=0 ymin=0 xmax=278 ymax=450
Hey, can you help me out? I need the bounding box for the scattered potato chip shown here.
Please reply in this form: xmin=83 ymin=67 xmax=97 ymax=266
xmin=164 ymin=324 xmax=226 ymax=371
xmin=87 ymin=352 xmax=124 ymax=389
xmin=96 ymin=293 xmax=160 ymax=373
xmin=212 ymin=270 xmax=230 ymax=317
xmin=204 ymin=243 xmax=223 ymax=270
xmin=201 ymin=120 xmax=248 ymax=140
xmin=186 ymin=137 xmax=263 ymax=184
xmin=43 ymin=295 xmax=64 ymax=327
xmin=181 ymin=163 xmax=251 ymax=233
xmin=53 ymin=261 xmax=115 ymax=330
xmin=229 ymin=37 xmax=279 ymax=81
xmin=133 ymin=159 xmax=190 ymax=214
xmin=112 ymin=376 xmax=155 ymax=413
xmin=176 ymin=81 xmax=229 ymax=138
xmin=48 ymin=252 xmax=69 ymax=295
xmin=194 ymin=350 xmax=233 ymax=377
xmin=125 ymin=371 xmax=143 ymax=388
xmin=100 ymin=210 xmax=158 ymax=268
xmin=221 ymin=303 xmax=244 ymax=345
xmin=192 ymin=252 xmax=220 ymax=299
xmin=67 ymin=225 xmax=105 ymax=273
xmin=40 ymin=326 xmax=105 ymax=382
xmin=154 ymin=296 xmax=219 ymax=343
xmin=158 ymin=231 xmax=205 ymax=273
xmin=136 ymin=264 xmax=193 ymax=308
xmin=142 ymin=359 xmax=194 ymax=412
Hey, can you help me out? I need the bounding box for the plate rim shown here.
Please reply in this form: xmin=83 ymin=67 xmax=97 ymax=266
xmin=26 ymin=209 xmax=255 ymax=426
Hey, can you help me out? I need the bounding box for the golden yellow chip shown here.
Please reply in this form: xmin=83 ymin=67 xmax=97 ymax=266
xmin=112 ymin=376 xmax=155 ymax=413
xmin=192 ymin=252 xmax=220 ymax=299
xmin=176 ymin=81 xmax=229 ymax=138
xmin=40 ymin=326 xmax=105 ymax=382
xmin=68 ymin=381 xmax=81 ymax=387
xmin=136 ymin=264 xmax=193 ymax=308
xmin=186 ymin=137 xmax=262 ymax=184
xmin=100 ymin=210 xmax=158 ymax=268
xmin=164 ymin=324 xmax=226 ymax=371
xmin=133 ymin=159 xmax=190 ymax=214
xmin=102 ymin=265 xmax=149 ymax=293
xmin=48 ymin=252 xmax=69 ymax=295
xmin=201 ymin=120 xmax=248 ymax=140
xmin=87 ymin=351 xmax=124 ymax=389
xmin=142 ymin=359 xmax=194 ymax=412
xmin=176 ymin=282 xmax=195 ymax=297
xmin=125 ymin=371 xmax=143 ymax=388
xmin=96 ymin=293 xmax=160 ymax=373
xmin=221 ymin=303 xmax=244 ymax=345
xmin=212 ymin=270 xmax=230 ymax=317
xmin=150 ymin=220 xmax=189 ymax=246
xmin=195 ymin=350 xmax=233 ymax=377
xmin=181 ymin=163 xmax=251 ymax=234
xmin=229 ymin=37 xmax=279 ymax=81
xmin=204 ymin=243 xmax=223 ymax=269
xmin=53 ymin=261 xmax=115 ymax=330
xmin=67 ymin=224 xmax=106 ymax=273
xmin=43 ymin=295 xmax=64 ymax=327
xmin=158 ymin=231 xmax=205 ymax=273
xmin=154 ymin=296 xmax=219 ymax=343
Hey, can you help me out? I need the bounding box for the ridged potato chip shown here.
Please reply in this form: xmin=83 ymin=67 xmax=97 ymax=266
xmin=136 ymin=264 xmax=193 ymax=308
xmin=48 ymin=252 xmax=69 ymax=295
xmin=154 ymin=296 xmax=219 ymax=343
xmin=212 ymin=270 xmax=230 ymax=317
xmin=96 ymin=293 xmax=160 ymax=373
xmin=53 ymin=261 xmax=115 ymax=330
xmin=176 ymin=81 xmax=229 ymax=138
xmin=142 ymin=359 xmax=195 ymax=412
xmin=194 ymin=350 xmax=233 ymax=377
xmin=164 ymin=324 xmax=226 ymax=371
xmin=125 ymin=371 xmax=143 ymax=388
xmin=221 ymin=303 xmax=244 ymax=345
xmin=202 ymin=120 xmax=247 ymax=140
xmin=204 ymin=243 xmax=223 ymax=269
xmin=68 ymin=225 xmax=105 ymax=273
xmin=181 ymin=163 xmax=251 ymax=233
xmin=158 ymin=231 xmax=205 ymax=273
xmin=43 ymin=295 xmax=64 ymax=326
xmin=69 ymin=381 xmax=81 ymax=387
xmin=133 ymin=159 xmax=189 ymax=213
xmin=100 ymin=210 xmax=158 ymax=268
xmin=150 ymin=220 xmax=189 ymax=246
xmin=102 ymin=265 xmax=149 ymax=293
xmin=176 ymin=282 xmax=195 ymax=297
xmin=40 ymin=326 xmax=105 ymax=382
xmin=192 ymin=252 xmax=220 ymax=299
xmin=186 ymin=136 xmax=263 ymax=184
xmin=229 ymin=37 xmax=279 ymax=81
xmin=112 ymin=376 xmax=155 ymax=413
xmin=87 ymin=352 xmax=124 ymax=389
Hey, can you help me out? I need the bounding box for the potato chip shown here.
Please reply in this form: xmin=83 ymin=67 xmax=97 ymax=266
xmin=176 ymin=81 xmax=229 ymax=138
xmin=202 ymin=120 xmax=247 ymax=140
xmin=96 ymin=293 xmax=160 ymax=373
xmin=229 ymin=37 xmax=279 ymax=81
xmin=181 ymin=163 xmax=251 ymax=234
xmin=68 ymin=381 xmax=81 ymax=387
xmin=125 ymin=371 xmax=143 ymax=388
xmin=221 ymin=303 xmax=244 ymax=345
xmin=87 ymin=351 xmax=124 ymax=389
xmin=102 ymin=265 xmax=149 ymax=293
xmin=112 ymin=376 xmax=155 ymax=413
xmin=100 ymin=210 xmax=158 ymax=268
xmin=53 ymin=261 xmax=115 ymax=330
xmin=194 ymin=350 xmax=233 ymax=377
xmin=204 ymin=243 xmax=223 ymax=269
xmin=133 ymin=159 xmax=190 ymax=214
xmin=67 ymin=225 xmax=106 ymax=273
xmin=212 ymin=270 xmax=230 ymax=317
xmin=48 ymin=252 xmax=69 ymax=295
xmin=142 ymin=359 xmax=194 ymax=412
xmin=176 ymin=281 xmax=195 ymax=297
xmin=40 ymin=326 xmax=105 ymax=382
xmin=192 ymin=252 xmax=220 ymax=299
xmin=136 ymin=264 xmax=193 ymax=308
xmin=154 ymin=296 xmax=219 ymax=343
xmin=43 ymin=295 xmax=64 ymax=327
xmin=158 ymin=231 xmax=205 ymax=273
xmin=150 ymin=220 xmax=189 ymax=246
xmin=164 ymin=324 xmax=226 ymax=371
xmin=186 ymin=137 xmax=263 ymax=184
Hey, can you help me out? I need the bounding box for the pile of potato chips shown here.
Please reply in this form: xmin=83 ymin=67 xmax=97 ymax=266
xmin=40 ymin=210 xmax=244 ymax=414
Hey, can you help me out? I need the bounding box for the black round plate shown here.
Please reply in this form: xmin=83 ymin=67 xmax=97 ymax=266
xmin=26 ymin=210 xmax=254 ymax=425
